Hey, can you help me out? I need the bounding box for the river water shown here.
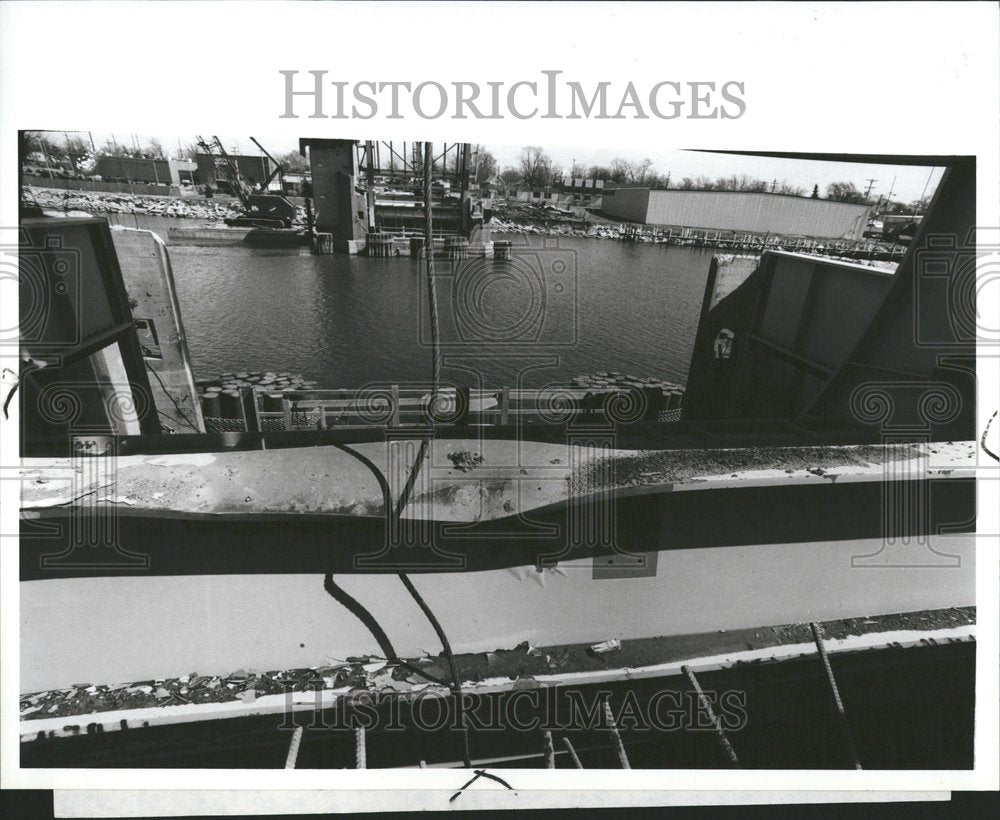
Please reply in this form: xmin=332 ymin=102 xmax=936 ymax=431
xmin=114 ymin=215 xmax=712 ymax=389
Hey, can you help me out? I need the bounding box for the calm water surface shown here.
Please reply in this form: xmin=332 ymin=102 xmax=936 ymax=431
xmin=120 ymin=216 xmax=713 ymax=389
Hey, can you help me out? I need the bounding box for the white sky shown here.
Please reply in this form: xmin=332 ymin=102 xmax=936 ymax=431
xmin=56 ymin=130 xmax=943 ymax=204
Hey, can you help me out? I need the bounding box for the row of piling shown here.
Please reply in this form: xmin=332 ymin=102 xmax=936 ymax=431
xmin=619 ymin=224 xmax=907 ymax=261
xmin=365 ymin=232 xmax=480 ymax=259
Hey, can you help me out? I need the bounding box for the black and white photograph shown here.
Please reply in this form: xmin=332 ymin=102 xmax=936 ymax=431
xmin=1 ymin=0 xmax=998 ymax=816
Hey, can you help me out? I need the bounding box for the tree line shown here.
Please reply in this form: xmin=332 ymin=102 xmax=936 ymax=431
xmin=482 ymin=145 xmax=931 ymax=213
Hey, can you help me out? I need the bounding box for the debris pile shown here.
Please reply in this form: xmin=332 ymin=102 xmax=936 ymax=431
xmin=28 ymin=187 xmax=243 ymax=220
xmin=27 ymin=186 xmax=309 ymax=225
xmin=20 ymin=658 xmax=437 ymax=722
xmin=20 ymin=607 xmax=976 ymax=723
xmin=446 ymin=450 xmax=485 ymax=472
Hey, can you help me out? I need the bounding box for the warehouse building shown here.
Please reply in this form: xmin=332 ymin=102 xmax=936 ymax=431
xmin=195 ymin=152 xmax=277 ymax=190
xmin=95 ymin=156 xmax=197 ymax=186
xmin=601 ymin=188 xmax=873 ymax=239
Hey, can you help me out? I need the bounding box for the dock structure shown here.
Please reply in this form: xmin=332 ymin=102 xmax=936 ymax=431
xmin=299 ymin=140 xmax=483 ymax=255
xmin=195 ymin=373 xmax=686 ymax=433
xmin=298 ymin=138 xmax=370 ymax=254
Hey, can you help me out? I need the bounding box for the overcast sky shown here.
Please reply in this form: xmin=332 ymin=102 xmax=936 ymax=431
xmin=63 ymin=130 xmax=942 ymax=204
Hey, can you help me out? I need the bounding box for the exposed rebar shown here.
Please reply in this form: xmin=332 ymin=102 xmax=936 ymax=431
xmin=682 ymin=664 xmax=740 ymax=768
xmin=811 ymin=621 xmax=862 ymax=770
xmin=561 ymin=736 xmax=584 ymax=768
xmin=283 ymin=725 xmax=304 ymax=769
xmin=542 ymin=730 xmax=556 ymax=768
xmin=603 ymin=696 xmax=630 ymax=769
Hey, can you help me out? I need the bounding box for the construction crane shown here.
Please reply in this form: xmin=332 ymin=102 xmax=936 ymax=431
xmin=196 ymin=135 xmax=298 ymax=229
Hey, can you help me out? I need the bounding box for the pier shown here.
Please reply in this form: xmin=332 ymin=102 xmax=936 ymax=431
xmin=195 ymin=371 xmax=686 ymax=433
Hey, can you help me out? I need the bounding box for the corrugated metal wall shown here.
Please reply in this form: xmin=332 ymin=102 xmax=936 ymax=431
xmin=602 ymin=189 xmax=872 ymax=239
xmin=599 ymin=188 xmax=650 ymax=223
xmin=195 ymin=153 xmax=274 ymax=186
xmin=95 ymin=156 xmax=176 ymax=185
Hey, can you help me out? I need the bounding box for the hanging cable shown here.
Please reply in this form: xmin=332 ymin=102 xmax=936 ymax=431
xmin=144 ymin=362 xmax=199 ymax=432
xmin=318 ymin=142 xmax=471 ymax=768
xmin=323 ymin=574 xmax=397 ymax=661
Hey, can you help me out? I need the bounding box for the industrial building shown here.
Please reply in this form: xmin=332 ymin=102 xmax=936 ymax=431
xmin=195 ymin=151 xmax=277 ymax=189
xmin=94 ymin=156 xmax=198 ymax=186
xmin=506 ymin=179 xmax=606 ymax=212
xmin=601 ymin=188 xmax=873 ymax=239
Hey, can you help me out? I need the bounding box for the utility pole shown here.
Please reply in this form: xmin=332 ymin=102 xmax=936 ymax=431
xmin=863 ymin=178 xmax=878 ymax=202
xmin=883 ymin=175 xmax=897 ymax=212
xmin=770 ymin=178 xmax=777 ymax=193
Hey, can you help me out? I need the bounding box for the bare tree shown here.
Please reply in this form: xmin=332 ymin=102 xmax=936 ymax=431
xmin=826 ymin=181 xmax=867 ymax=204
xmin=499 ymin=166 xmax=521 ymax=186
xmin=475 ymin=147 xmax=498 ymax=185
xmin=777 ymin=181 xmax=806 ymax=196
xmin=519 ymin=146 xmax=555 ymax=188
xmin=636 ymin=158 xmax=654 ymax=183
xmin=276 ymin=151 xmax=309 ymax=173
xmin=609 ymin=157 xmax=632 ymax=183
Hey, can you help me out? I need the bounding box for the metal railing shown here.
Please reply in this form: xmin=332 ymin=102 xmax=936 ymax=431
xmin=203 ymin=385 xmax=685 ymax=434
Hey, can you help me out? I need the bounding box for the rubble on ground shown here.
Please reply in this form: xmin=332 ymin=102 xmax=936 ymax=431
xmin=26 ymin=186 xmax=308 ymax=225
xmin=20 ymin=607 xmax=975 ymax=722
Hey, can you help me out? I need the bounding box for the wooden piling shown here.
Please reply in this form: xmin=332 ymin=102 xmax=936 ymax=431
xmin=219 ymin=389 xmax=243 ymax=420
xmin=313 ymin=232 xmax=333 ymax=254
xmin=445 ymin=236 xmax=469 ymax=260
xmin=262 ymin=392 xmax=283 ymax=413
xmin=367 ymin=231 xmax=392 ymax=257
xmin=201 ymin=391 xmax=221 ymax=418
